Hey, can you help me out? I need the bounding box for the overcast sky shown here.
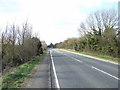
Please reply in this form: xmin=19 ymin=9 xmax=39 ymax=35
xmin=0 ymin=0 xmax=119 ymax=45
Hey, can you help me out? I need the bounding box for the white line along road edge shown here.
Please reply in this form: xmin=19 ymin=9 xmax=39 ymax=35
xmin=59 ymin=49 xmax=118 ymax=65
xmin=50 ymin=50 xmax=60 ymax=89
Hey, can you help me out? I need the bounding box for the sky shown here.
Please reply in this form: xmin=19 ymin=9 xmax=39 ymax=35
xmin=0 ymin=0 xmax=119 ymax=45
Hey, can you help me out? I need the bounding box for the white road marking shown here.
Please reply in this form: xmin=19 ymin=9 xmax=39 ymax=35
xmin=71 ymin=57 xmax=83 ymax=63
xmin=91 ymin=66 xmax=120 ymax=80
xmin=55 ymin=49 xmax=119 ymax=81
xmin=63 ymin=52 xmax=82 ymax=63
xmin=55 ymin=50 xmax=83 ymax=63
xmin=59 ymin=49 xmax=118 ymax=65
xmin=55 ymin=50 xmax=62 ymax=54
xmin=50 ymin=50 xmax=60 ymax=88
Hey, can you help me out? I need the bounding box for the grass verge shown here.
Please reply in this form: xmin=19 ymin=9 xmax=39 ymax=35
xmin=1 ymin=53 xmax=46 ymax=89
xmin=60 ymin=49 xmax=119 ymax=62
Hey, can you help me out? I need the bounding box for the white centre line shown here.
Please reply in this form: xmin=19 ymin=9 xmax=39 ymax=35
xmin=72 ymin=57 xmax=83 ymax=63
xmin=91 ymin=66 xmax=120 ymax=80
xmin=54 ymin=49 xmax=119 ymax=82
xmin=50 ymin=50 xmax=60 ymax=89
xmin=59 ymin=49 xmax=119 ymax=65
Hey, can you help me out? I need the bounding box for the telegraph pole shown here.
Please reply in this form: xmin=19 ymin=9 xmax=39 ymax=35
xmin=118 ymin=2 xmax=120 ymax=90
xmin=118 ymin=1 xmax=120 ymax=58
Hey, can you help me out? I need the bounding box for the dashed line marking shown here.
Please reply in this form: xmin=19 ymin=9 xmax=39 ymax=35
xmin=54 ymin=49 xmax=119 ymax=81
xmin=72 ymin=57 xmax=83 ymax=63
xmin=91 ymin=66 xmax=120 ymax=80
xmin=59 ymin=49 xmax=118 ymax=65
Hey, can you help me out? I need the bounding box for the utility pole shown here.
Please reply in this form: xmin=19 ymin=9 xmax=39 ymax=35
xmin=118 ymin=1 xmax=120 ymax=59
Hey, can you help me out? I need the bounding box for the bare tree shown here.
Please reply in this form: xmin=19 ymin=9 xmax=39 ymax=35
xmin=78 ymin=9 xmax=117 ymax=36
xmin=1 ymin=21 xmax=43 ymax=71
xmin=21 ymin=21 xmax=32 ymax=45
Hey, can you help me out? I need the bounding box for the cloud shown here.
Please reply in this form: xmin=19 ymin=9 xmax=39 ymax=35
xmin=2 ymin=0 xmax=86 ymax=44
xmin=0 ymin=0 xmax=117 ymax=44
xmin=106 ymin=0 xmax=119 ymax=2
xmin=0 ymin=0 xmax=21 ymax=13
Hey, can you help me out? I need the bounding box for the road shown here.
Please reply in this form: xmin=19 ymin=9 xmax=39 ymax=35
xmin=50 ymin=49 xmax=119 ymax=88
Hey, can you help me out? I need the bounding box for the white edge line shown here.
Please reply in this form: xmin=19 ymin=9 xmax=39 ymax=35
xmin=91 ymin=66 xmax=120 ymax=80
xmin=59 ymin=49 xmax=119 ymax=65
xmin=55 ymin=49 xmax=119 ymax=81
xmin=50 ymin=50 xmax=60 ymax=88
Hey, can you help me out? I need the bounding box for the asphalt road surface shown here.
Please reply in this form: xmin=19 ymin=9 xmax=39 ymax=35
xmin=50 ymin=49 xmax=119 ymax=88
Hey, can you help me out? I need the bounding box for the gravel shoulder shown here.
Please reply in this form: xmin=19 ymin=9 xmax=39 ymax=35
xmin=24 ymin=52 xmax=51 ymax=88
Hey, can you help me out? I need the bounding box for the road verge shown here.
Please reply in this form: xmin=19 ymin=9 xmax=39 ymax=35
xmin=1 ymin=53 xmax=45 ymax=89
xmin=59 ymin=49 xmax=119 ymax=65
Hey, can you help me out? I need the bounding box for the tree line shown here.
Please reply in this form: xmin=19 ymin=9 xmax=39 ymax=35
xmin=55 ymin=8 xmax=119 ymax=58
xmin=0 ymin=21 xmax=44 ymax=72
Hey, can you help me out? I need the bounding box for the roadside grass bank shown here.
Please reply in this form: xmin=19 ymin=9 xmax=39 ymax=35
xmin=59 ymin=49 xmax=119 ymax=62
xmin=1 ymin=52 xmax=46 ymax=89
